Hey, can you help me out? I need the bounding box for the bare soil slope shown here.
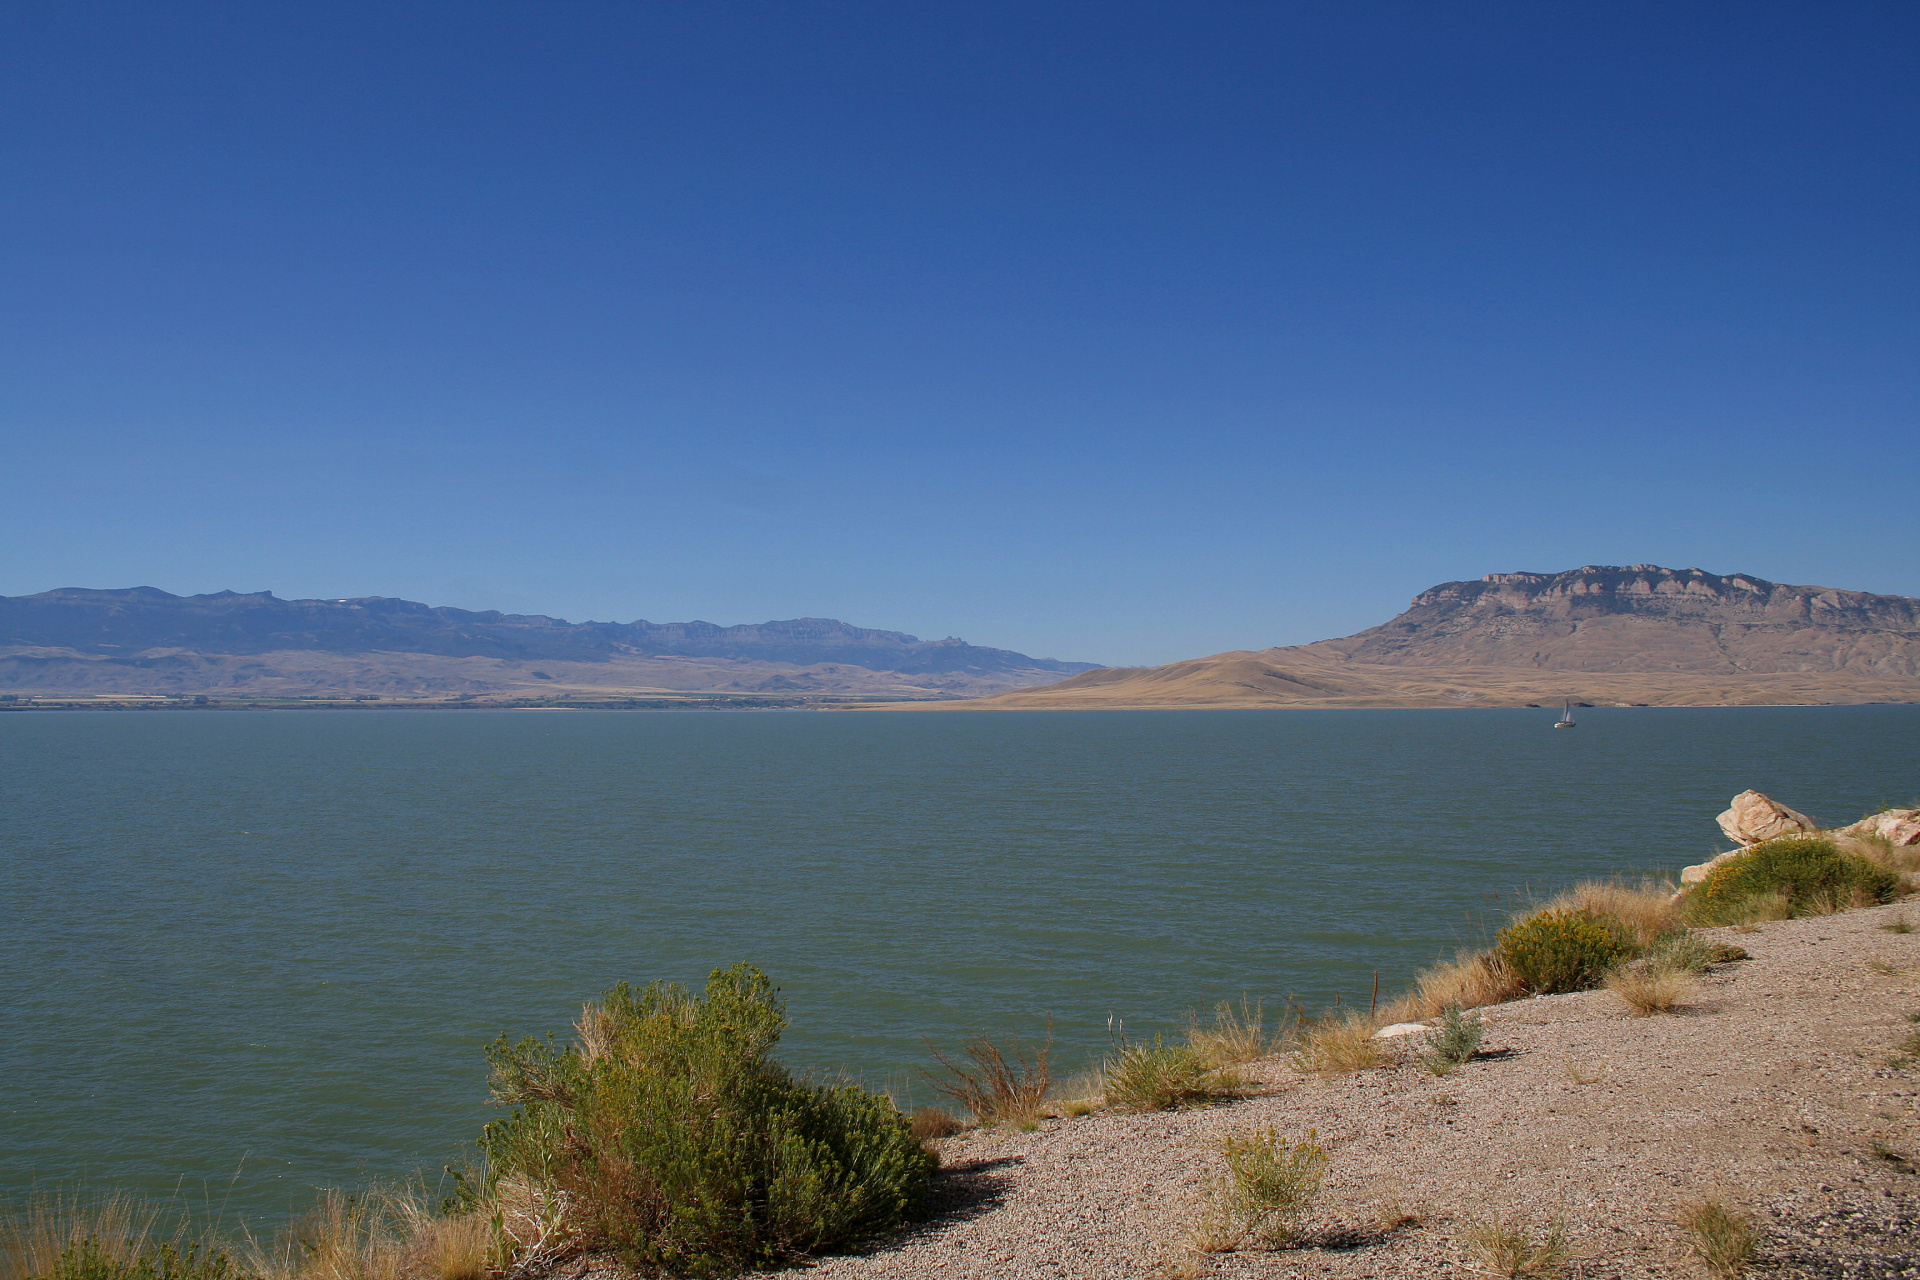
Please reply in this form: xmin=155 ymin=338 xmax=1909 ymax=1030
xmin=774 ymin=903 xmax=1920 ymax=1278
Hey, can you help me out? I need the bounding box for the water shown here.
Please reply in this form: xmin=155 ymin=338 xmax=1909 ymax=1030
xmin=4 ymin=705 xmax=1917 ymax=1224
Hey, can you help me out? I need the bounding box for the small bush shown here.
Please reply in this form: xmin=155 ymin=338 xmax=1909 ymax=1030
xmin=1495 ymin=909 xmax=1629 ymax=994
xmin=1461 ymin=1212 xmax=1570 ymax=1277
xmin=1104 ymin=1038 xmax=1244 ymax=1112
xmin=482 ymin=964 xmax=933 ymax=1277
xmin=1884 ymin=915 xmax=1916 ymax=934
xmin=1687 ymin=837 xmax=1902 ymax=925
xmin=925 ymin=1029 xmax=1051 ymax=1129
xmin=1290 ymin=1013 xmax=1388 ymax=1074
xmin=1191 ymin=1129 xmax=1328 ymax=1253
xmin=1677 ymin=1199 xmax=1756 ymax=1278
xmin=1604 ymin=963 xmax=1691 ymax=1015
xmin=1417 ymin=1004 xmax=1484 ymax=1076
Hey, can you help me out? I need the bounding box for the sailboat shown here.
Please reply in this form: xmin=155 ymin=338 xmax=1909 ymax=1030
xmin=1553 ymin=699 xmax=1577 ymax=729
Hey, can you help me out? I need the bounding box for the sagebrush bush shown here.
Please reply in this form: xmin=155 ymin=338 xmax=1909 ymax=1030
xmin=1495 ymin=909 xmax=1629 ymax=994
xmin=1687 ymin=837 xmax=1902 ymax=925
xmin=482 ymin=964 xmax=933 ymax=1277
xmin=1417 ymin=1003 xmax=1484 ymax=1075
xmin=1190 ymin=1128 xmax=1327 ymax=1253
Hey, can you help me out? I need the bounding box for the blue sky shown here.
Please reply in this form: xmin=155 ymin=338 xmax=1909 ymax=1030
xmin=3 ymin=2 xmax=1914 ymax=666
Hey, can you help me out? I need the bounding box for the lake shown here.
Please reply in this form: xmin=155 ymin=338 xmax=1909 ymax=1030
xmin=3 ymin=704 xmax=1916 ymax=1225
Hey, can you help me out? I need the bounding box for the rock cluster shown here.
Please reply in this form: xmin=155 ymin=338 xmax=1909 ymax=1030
xmin=1842 ymin=806 xmax=1920 ymax=847
xmin=1682 ymin=791 xmax=1920 ymax=885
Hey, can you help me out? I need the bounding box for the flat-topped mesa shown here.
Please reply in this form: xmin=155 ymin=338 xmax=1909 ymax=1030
xmin=1319 ymin=564 xmax=1920 ymax=675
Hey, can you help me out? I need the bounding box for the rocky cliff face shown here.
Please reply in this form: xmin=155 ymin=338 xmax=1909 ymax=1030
xmin=1315 ymin=565 xmax=1920 ymax=675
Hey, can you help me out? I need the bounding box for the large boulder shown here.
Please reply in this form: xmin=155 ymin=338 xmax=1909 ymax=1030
xmin=1716 ymin=790 xmax=1818 ymax=848
xmin=1840 ymin=807 xmax=1920 ymax=847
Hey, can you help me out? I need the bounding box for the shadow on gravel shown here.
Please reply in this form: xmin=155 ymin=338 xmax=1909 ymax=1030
xmin=1303 ymin=1222 xmax=1419 ymax=1253
xmin=917 ymin=1156 xmax=1023 ymax=1229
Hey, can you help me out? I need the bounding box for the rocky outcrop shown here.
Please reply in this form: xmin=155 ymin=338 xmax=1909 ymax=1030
xmin=1715 ymin=790 xmax=1819 ymax=848
xmin=1840 ymin=807 xmax=1920 ymax=847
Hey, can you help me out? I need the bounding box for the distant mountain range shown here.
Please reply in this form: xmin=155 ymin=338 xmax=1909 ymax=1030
xmin=0 ymin=588 xmax=1098 ymax=700
xmin=917 ymin=566 xmax=1920 ymax=710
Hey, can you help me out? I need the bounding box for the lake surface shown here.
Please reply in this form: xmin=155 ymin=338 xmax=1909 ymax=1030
xmin=4 ymin=705 xmax=1917 ymax=1224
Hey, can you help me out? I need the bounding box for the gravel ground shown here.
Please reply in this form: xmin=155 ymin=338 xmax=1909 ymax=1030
xmin=756 ymin=902 xmax=1920 ymax=1278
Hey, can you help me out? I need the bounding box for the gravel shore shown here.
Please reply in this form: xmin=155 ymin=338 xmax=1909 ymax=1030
xmin=766 ymin=902 xmax=1920 ymax=1278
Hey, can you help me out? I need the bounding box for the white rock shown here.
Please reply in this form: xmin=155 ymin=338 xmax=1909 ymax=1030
xmin=1715 ymin=789 xmax=1817 ymax=847
xmin=1840 ymin=807 xmax=1920 ymax=847
xmin=1373 ymin=1022 xmax=1431 ymax=1039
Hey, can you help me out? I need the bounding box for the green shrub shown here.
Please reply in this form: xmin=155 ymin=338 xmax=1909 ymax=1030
xmin=30 ymin=1238 xmax=241 ymax=1280
xmin=1102 ymin=1038 xmax=1243 ymax=1112
xmin=1687 ymin=837 xmax=1902 ymax=925
xmin=481 ymin=964 xmax=933 ymax=1277
xmin=1495 ymin=909 xmax=1629 ymax=994
xmin=1417 ymin=1003 xmax=1484 ymax=1075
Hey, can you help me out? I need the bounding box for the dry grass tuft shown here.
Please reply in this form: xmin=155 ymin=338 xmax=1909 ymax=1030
xmin=1047 ymin=1069 xmax=1106 ymax=1118
xmin=1540 ymin=880 xmax=1679 ymax=950
xmin=1186 ymin=996 xmax=1281 ymax=1066
xmin=1883 ymin=914 xmax=1916 ymax=934
xmin=244 ymin=1184 xmax=507 ymax=1280
xmin=1605 ymin=963 xmax=1692 ymax=1016
xmin=927 ymin=1031 xmax=1052 ymax=1129
xmin=0 ymin=1194 xmax=168 ymax=1280
xmin=1676 ymin=1198 xmax=1756 ymax=1277
xmin=1290 ymin=1012 xmax=1388 ymax=1074
xmin=1461 ymin=1212 xmax=1571 ymax=1277
xmin=393 ymin=1202 xmax=495 ymax=1280
xmin=1387 ymin=952 xmax=1525 ymax=1023
xmin=0 ymin=1187 xmax=503 ymax=1280
xmin=1563 ymin=1057 xmax=1608 ymax=1085
xmin=908 ymin=1106 xmax=964 ymax=1142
